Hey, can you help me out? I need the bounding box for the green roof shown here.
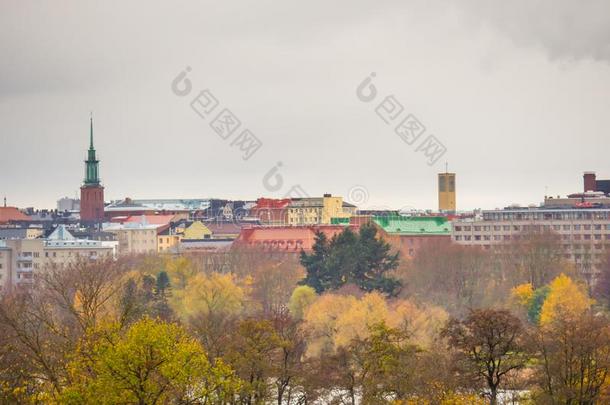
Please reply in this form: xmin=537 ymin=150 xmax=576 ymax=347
xmin=330 ymin=217 xmax=350 ymax=225
xmin=373 ymin=216 xmax=451 ymax=235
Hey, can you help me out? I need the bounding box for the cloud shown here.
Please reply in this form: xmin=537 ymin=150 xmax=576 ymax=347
xmin=455 ymin=0 xmax=610 ymax=62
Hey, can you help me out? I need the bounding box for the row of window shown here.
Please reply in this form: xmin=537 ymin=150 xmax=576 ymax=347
xmin=483 ymin=211 xmax=610 ymax=221
xmin=454 ymin=224 xmax=610 ymax=232
xmin=455 ymin=234 xmax=610 ymax=242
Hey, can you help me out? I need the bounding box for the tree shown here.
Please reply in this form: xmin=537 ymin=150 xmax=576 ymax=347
xmin=300 ymin=224 xmax=401 ymax=296
xmin=250 ymin=260 xmax=304 ymax=316
xmin=270 ymin=310 xmax=307 ymax=405
xmin=352 ymin=322 xmax=419 ymax=403
xmin=500 ymin=230 xmax=569 ymax=289
xmin=442 ymin=309 xmax=528 ymax=405
xmin=511 ymin=282 xmax=550 ymax=324
xmin=539 ymin=274 xmax=593 ymax=326
xmin=62 ymin=317 xmax=241 ymax=404
xmin=225 ymin=319 xmax=284 ymax=404
xmin=179 ymin=272 xmax=244 ymax=319
xmin=532 ymin=311 xmax=610 ymax=404
xmin=288 ymin=285 xmax=317 ymax=320
xmin=404 ymin=240 xmax=493 ymax=315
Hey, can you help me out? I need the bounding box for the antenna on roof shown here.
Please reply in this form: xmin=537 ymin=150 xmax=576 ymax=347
xmin=3 ymin=197 xmax=6 ymax=207
xmin=445 ymin=162 xmax=448 ymax=173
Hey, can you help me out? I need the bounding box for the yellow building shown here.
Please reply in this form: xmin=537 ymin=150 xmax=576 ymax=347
xmin=157 ymin=233 xmax=181 ymax=253
xmin=183 ymin=221 xmax=212 ymax=240
xmin=287 ymin=194 xmax=354 ymax=225
xmin=438 ymin=172 xmax=456 ymax=212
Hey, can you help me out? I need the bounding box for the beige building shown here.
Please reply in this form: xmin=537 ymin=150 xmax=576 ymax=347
xmin=287 ymin=194 xmax=355 ymax=226
xmin=105 ymin=221 xmax=165 ymax=255
xmin=0 ymin=225 xmax=113 ymax=289
xmin=452 ymin=208 xmax=610 ymax=281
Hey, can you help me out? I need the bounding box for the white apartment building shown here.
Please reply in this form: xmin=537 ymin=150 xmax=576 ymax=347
xmin=452 ymin=208 xmax=610 ymax=277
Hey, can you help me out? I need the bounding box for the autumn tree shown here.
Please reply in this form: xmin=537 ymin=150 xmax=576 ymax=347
xmin=539 ymin=273 xmax=593 ymax=326
xmin=288 ymin=285 xmax=317 ymax=320
xmin=181 ymin=272 xmax=245 ymax=359
xmin=352 ymin=322 xmax=419 ymax=403
xmin=0 ymin=257 xmax=127 ymax=401
xmin=225 ymin=319 xmax=284 ymax=404
xmin=499 ymin=230 xmax=570 ymax=289
xmin=531 ymin=311 xmax=610 ymax=404
xmin=404 ymin=240 xmax=493 ymax=315
xmin=62 ymin=317 xmax=241 ymax=404
xmin=270 ymin=310 xmax=307 ymax=405
xmin=442 ymin=309 xmax=528 ymax=405
xmin=250 ymin=259 xmax=304 ymax=315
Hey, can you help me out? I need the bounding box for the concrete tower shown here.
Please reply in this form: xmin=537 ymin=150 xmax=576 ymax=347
xmin=80 ymin=116 xmax=105 ymax=224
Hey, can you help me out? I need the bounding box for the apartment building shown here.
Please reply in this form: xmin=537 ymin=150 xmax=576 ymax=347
xmin=0 ymin=225 xmax=113 ymax=289
xmin=287 ymin=194 xmax=356 ymax=226
xmin=105 ymin=221 xmax=166 ymax=255
xmin=452 ymin=208 xmax=610 ymax=277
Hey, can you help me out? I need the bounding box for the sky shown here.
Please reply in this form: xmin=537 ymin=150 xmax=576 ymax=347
xmin=1 ymin=0 xmax=609 ymax=211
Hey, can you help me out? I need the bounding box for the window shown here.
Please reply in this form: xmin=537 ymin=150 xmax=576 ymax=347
xmin=454 ymin=226 xmax=462 ymax=231
xmin=574 ymin=225 xmax=581 ymax=230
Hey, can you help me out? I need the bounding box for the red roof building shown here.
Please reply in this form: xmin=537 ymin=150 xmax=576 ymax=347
xmin=237 ymin=225 xmax=348 ymax=253
xmin=0 ymin=207 xmax=32 ymax=224
xmin=250 ymin=198 xmax=291 ymax=225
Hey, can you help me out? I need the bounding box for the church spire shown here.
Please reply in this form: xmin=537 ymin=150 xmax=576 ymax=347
xmin=89 ymin=113 xmax=94 ymax=150
xmin=84 ymin=115 xmax=100 ymax=186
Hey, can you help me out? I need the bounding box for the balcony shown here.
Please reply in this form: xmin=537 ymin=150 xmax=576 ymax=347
xmin=16 ymin=254 xmax=33 ymax=262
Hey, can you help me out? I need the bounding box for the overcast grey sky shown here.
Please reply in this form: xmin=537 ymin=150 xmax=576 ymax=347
xmin=1 ymin=0 xmax=609 ymax=210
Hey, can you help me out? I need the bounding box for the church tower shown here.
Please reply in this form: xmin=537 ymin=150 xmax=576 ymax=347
xmin=80 ymin=116 xmax=105 ymax=224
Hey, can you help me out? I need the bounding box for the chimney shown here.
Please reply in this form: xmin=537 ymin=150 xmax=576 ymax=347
xmin=584 ymin=172 xmax=597 ymax=192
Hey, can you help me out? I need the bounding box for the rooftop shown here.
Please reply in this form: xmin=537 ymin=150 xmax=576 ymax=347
xmin=373 ymin=216 xmax=451 ymax=235
xmin=0 ymin=207 xmax=32 ymax=224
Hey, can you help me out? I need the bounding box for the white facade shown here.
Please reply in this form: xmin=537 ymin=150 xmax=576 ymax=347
xmin=452 ymin=208 xmax=610 ymax=276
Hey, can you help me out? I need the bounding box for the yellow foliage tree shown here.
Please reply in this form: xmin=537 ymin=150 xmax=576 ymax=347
xmin=62 ymin=318 xmax=241 ymax=404
xmin=179 ymin=273 xmax=245 ymax=320
xmin=303 ymin=292 xmax=447 ymax=356
xmin=333 ymin=292 xmax=389 ymax=348
xmin=392 ymin=300 xmax=449 ymax=348
xmin=511 ymin=283 xmax=535 ymax=307
xmin=288 ymin=285 xmax=317 ymax=320
xmin=539 ymin=274 xmax=593 ymax=326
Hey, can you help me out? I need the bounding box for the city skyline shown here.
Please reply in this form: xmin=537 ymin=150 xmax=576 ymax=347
xmin=2 ymin=1 xmax=610 ymax=210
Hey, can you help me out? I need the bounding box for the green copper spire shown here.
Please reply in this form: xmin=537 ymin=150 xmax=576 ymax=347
xmin=84 ymin=115 xmax=100 ymax=186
